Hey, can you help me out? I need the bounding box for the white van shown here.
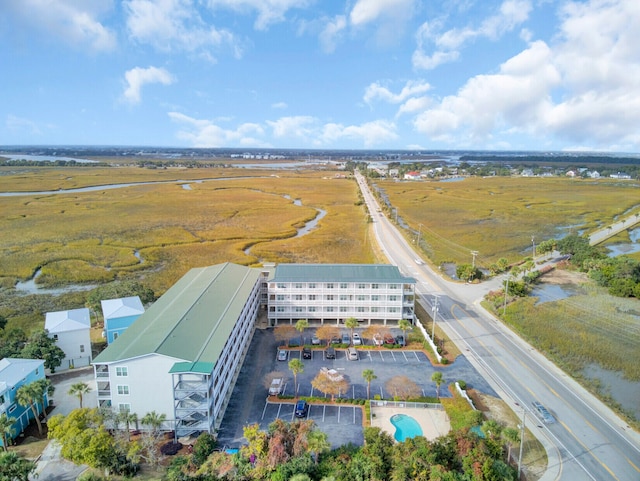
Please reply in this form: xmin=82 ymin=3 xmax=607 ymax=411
xmin=269 ymin=378 xmax=284 ymax=395
xmin=347 ymin=347 xmax=359 ymax=361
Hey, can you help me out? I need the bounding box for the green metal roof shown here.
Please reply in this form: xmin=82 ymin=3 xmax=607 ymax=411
xmin=271 ymin=264 xmax=415 ymax=283
xmin=94 ymin=263 xmax=261 ymax=372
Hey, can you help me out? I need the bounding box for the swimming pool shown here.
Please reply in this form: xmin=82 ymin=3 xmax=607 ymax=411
xmin=390 ymin=413 xmax=423 ymax=442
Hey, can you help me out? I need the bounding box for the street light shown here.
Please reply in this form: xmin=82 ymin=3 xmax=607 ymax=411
xmin=417 ymin=223 xmax=423 ymax=246
xmin=518 ymin=408 xmax=526 ymax=479
xmin=431 ymin=295 xmax=439 ymax=341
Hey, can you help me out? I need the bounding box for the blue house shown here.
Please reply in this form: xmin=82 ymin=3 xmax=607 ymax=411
xmin=0 ymin=358 xmax=47 ymax=447
xmin=101 ymin=296 xmax=145 ymax=344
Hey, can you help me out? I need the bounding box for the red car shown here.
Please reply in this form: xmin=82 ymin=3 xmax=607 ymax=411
xmin=384 ymin=335 xmax=395 ymax=345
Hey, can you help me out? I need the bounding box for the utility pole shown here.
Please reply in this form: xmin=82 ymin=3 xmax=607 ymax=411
xmin=471 ymin=250 xmax=478 ymax=268
xmin=503 ymin=276 xmax=510 ymax=315
xmin=518 ymin=408 xmax=526 ymax=479
xmin=431 ymin=295 xmax=439 ymax=341
xmin=417 ymin=223 xmax=423 ymax=246
xmin=531 ymin=235 xmax=535 ymax=259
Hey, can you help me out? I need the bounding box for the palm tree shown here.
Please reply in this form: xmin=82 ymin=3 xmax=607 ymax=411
xmin=306 ymin=429 xmax=330 ymax=464
xmin=362 ymin=369 xmax=377 ymax=399
xmin=431 ymin=371 xmax=444 ymax=398
xmin=117 ymin=410 xmax=138 ymax=442
xmin=344 ymin=317 xmax=358 ymax=346
xmin=34 ymin=379 xmax=54 ymax=422
xmin=502 ymin=426 xmax=520 ymax=464
xmin=288 ymin=358 xmax=304 ymax=397
xmin=16 ymin=383 xmax=44 ymax=436
xmin=0 ymin=413 xmax=16 ymax=451
xmin=398 ymin=319 xmax=412 ymax=345
xmin=68 ymin=382 xmax=91 ymax=409
xmin=141 ymin=411 xmax=167 ymax=436
xmin=295 ymin=319 xmax=309 ymax=346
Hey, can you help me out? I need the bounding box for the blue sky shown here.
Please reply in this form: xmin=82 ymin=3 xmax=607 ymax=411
xmin=1 ymin=0 xmax=638 ymax=152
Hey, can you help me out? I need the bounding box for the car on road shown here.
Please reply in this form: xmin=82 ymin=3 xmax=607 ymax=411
xmin=347 ymin=347 xmax=359 ymax=361
xmin=277 ymin=349 xmax=288 ymax=361
xmin=302 ymin=347 xmax=312 ymax=359
xmin=311 ymin=335 xmax=321 ymax=345
xmin=352 ymin=333 xmax=362 ymax=345
xmin=325 ymin=347 xmax=336 ymax=359
xmin=342 ymin=333 xmax=351 ymax=344
xmin=532 ymin=401 xmax=556 ymax=424
xmin=395 ymin=335 xmax=405 ymax=347
xmin=295 ymin=400 xmax=308 ymax=418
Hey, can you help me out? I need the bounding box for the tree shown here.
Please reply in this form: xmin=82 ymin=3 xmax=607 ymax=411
xmin=0 ymin=414 xmax=15 ymax=451
xmin=344 ymin=317 xmax=359 ymax=346
xmin=362 ymin=369 xmax=377 ymax=399
xmin=0 ymin=315 xmax=7 ymax=331
xmin=16 ymin=382 xmax=46 ymax=436
xmin=117 ymin=410 xmax=138 ymax=442
xmin=432 ymin=371 xmax=444 ymax=398
xmin=363 ymin=325 xmax=391 ymax=347
xmin=274 ymin=325 xmax=297 ymax=347
xmin=0 ymin=451 xmax=36 ymax=481
xmin=295 ymin=319 xmax=309 ymax=346
xmin=502 ymin=427 xmax=520 ymax=464
xmin=288 ymin=359 xmax=304 ymax=397
xmin=68 ymin=382 xmax=91 ymax=409
xmin=141 ymin=411 xmax=166 ymax=435
xmin=306 ymin=429 xmax=330 ymax=464
xmin=315 ymin=325 xmax=340 ymax=346
xmin=20 ymin=330 xmax=65 ymax=372
xmin=311 ymin=368 xmax=349 ymax=401
xmin=385 ymin=376 xmax=420 ymax=401
xmin=398 ymin=319 xmax=412 ymax=344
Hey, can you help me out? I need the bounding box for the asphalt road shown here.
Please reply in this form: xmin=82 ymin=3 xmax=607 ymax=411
xmin=356 ymin=171 xmax=640 ymax=481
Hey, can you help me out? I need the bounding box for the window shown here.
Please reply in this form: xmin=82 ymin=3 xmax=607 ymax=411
xmin=0 ymin=395 xmax=4 ymax=404
xmin=388 ymin=307 xmax=399 ymax=313
xmin=357 ymin=295 xmax=369 ymax=301
xmin=277 ymin=294 xmax=286 ymax=301
xmin=389 ymin=284 xmax=399 ymax=289
xmin=277 ymin=283 xmax=287 ymax=289
xmin=371 ymin=295 xmax=380 ymax=301
xmin=118 ymin=403 xmax=131 ymax=413
xmin=325 ymin=295 xmax=334 ymax=301
xmin=117 ymin=385 xmax=130 ymax=395
xmin=294 ymin=307 xmax=305 ymax=313
xmin=294 ymin=294 xmax=304 ymax=301
xmin=326 ymin=283 xmax=334 ymax=289
xmin=53 ymin=334 xmax=58 ymax=341
xmin=339 ymin=294 xmax=349 ymax=301
xmin=308 ymin=307 xmax=317 ymax=312
xmin=340 ymin=283 xmax=348 ymax=289
xmin=388 ymin=295 xmax=398 ymax=302
xmin=113 ymin=333 xmax=119 ymax=340
xmin=356 ymin=307 xmax=367 ymax=312
xmin=308 ymin=283 xmax=316 ymax=289
xmin=80 ymin=345 xmax=85 ymax=353
xmin=339 ymin=306 xmax=348 ymax=312
xmin=357 ymin=283 xmax=366 ymax=289
xmin=308 ymin=294 xmax=316 ymax=301
xmin=294 ymin=283 xmax=303 ymax=289
xmin=277 ymin=306 xmax=286 ymax=312
xmin=325 ymin=306 xmax=334 ymax=312
xmin=371 ymin=307 xmax=379 ymax=312
xmin=116 ymin=366 xmax=128 ymax=377
xmin=8 ymin=404 xmax=16 ymax=413
xmin=372 ymin=283 xmax=379 ymax=289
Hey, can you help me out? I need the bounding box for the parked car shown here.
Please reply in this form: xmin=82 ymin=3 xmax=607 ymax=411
xmin=269 ymin=378 xmax=284 ymax=395
xmin=347 ymin=347 xmax=359 ymax=361
xmin=373 ymin=334 xmax=383 ymax=346
xmin=395 ymin=335 xmax=405 ymax=347
xmin=325 ymin=347 xmax=336 ymax=359
xmin=295 ymin=400 xmax=308 ymax=418
xmin=384 ymin=335 xmax=396 ymax=345
xmin=342 ymin=333 xmax=351 ymax=344
xmin=330 ymin=336 xmax=341 ymax=345
xmin=352 ymin=333 xmax=362 ymax=345
xmin=302 ymin=347 xmax=312 ymax=359
xmin=311 ymin=335 xmax=321 ymax=345
xmin=277 ymin=349 xmax=288 ymax=361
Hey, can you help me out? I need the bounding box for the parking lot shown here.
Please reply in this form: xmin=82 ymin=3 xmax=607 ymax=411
xmin=216 ymin=326 xmax=496 ymax=449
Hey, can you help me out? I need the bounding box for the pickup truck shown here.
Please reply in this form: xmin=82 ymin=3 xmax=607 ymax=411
xmin=269 ymin=378 xmax=284 ymax=395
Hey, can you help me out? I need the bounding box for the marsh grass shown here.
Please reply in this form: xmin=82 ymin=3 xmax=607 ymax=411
xmin=376 ymin=177 xmax=640 ymax=266
xmin=0 ymin=168 xmax=372 ymax=324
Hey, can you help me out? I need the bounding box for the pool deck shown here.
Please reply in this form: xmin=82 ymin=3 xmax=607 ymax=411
xmin=371 ymin=405 xmax=451 ymax=441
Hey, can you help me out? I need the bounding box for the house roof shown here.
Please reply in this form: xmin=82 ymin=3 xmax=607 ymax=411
xmin=271 ymin=264 xmax=415 ymax=284
xmin=93 ymin=263 xmax=261 ymax=374
xmin=101 ymin=296 xmax=145 ymax=319
xmin=45 ymin=308 xmax=91 ymax=333
xmin=0 ymin=358 xmax=45 ymax=388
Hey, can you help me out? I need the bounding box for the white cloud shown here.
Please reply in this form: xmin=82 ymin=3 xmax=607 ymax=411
xmin=413 ymin=0 xmax=532 ymax=70
xmin=125 ymin=0 xmax=240 ymax=58
xmin=6 ymin=114 xmax=42 ymax=135
xmin=168 ymin=112 xmax=268 ymax=147
xmin=349 ymin=0 xmax=415 ymax=27
xmin=123 ymin=66 xmax=175 ymax=104
xmin=364 ymin=80 xmax=431 ymax=105
xmin=267 ymin=116 xmax=317 ymax=138
xmin=319 ymin=120 xmax=398 ymax=147
xmin=319 ymin=15 xmax=347 ymax=53
xmin=211 ymin=0 xmax=311 ymax=30
xmin=4 ymin=0 xmax=116 ymax=52
xmin=271 ymin=102 xmax=288 ymax=109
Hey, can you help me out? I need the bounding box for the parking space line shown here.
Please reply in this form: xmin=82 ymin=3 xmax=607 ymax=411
xmin=322 ymin=404 xmax=326 ymax=422
xmin=390 ymin=351 xmax=396 ymax=362
xmin=261 ymin=401 xmax=269 ymax=420
xmin=413 ymin=351 xmax=420 ymax=361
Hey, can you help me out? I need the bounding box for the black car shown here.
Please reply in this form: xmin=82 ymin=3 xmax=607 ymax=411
xmin=295 ymin=400 xmax=308 ymax=418
xmin=395 ymin=335 xmax=405 ymax=347
xmin=302 ymin=347 xmax=312 ymax=359
xmin=325 ymin=347 xmax=336 ymax=359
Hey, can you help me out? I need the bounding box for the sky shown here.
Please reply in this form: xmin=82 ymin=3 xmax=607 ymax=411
xmin=1 ymin=0 xmax=639 ymax=152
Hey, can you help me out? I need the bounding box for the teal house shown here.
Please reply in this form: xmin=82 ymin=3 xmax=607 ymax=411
xmin=101 ymin=296 xmax=145 ymax=345
xmin=0 ymin=358 xmax=47 ymax=447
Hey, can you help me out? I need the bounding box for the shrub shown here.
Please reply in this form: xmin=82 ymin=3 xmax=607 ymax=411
xmin=160 ymin=441 xmax=183 ymax=456
xmin=457 ymin=380 xmax=467 ymax=390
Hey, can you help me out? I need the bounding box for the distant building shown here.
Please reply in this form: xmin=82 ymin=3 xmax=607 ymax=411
xmin=610 ymin=172 xmax=631 ymax=179
xmin=101 ymin=296 xmax=145 ymax=345
xmin=0 ymin=358 xmax=47 ymax=447
xmin=404 ymin=171 xmax=421 ymax=180
xmin=45 ymin=308 xmax=92 ymax=371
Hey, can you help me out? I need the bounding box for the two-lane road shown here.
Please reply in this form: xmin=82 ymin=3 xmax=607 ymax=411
xmin=356 ymin=172 xmax=640 ymax=481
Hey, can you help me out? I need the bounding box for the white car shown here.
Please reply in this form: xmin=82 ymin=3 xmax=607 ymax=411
xmin=352 ymin=333 xmax=362 ymax=345
xmin=277 ymin=349 xmax=288 ymax=361
xmin=373 ymin=333 xmax=383 ymax=346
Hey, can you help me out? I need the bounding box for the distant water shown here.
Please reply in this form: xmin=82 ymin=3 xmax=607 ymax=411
xmin=583 ymin=364 xmax=640 ymax=420
xmin=2 ymin=154 xmax=98 ymax=164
